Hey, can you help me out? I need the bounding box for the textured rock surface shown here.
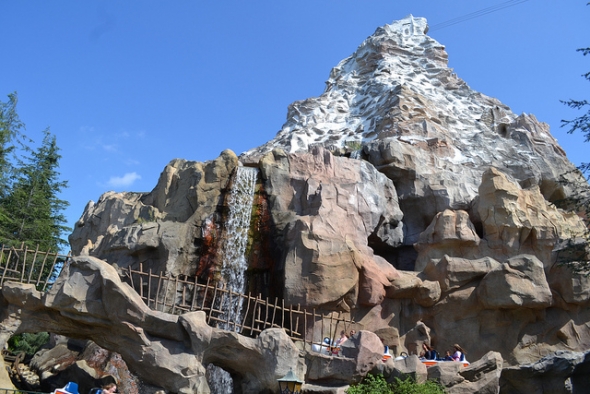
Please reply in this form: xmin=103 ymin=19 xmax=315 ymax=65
xmin=56 ymin=14 xmax=590 ymax=393
xmin=69 ymin=150 xmax=239 ymax=276
xmin=426 ymin=351 xmax=503 ymax=394
xmin=500 ymin=350 xmax=590 ymax=394
xmin=242 ymin=16 xmax=587 ymax=254
xmin=0 ymin=256 xmax=302 ymax=394
xmin=307 ymin=331 xmax=383 ymax=383
xmin=261 ymin=146 xmax=403 ymax=308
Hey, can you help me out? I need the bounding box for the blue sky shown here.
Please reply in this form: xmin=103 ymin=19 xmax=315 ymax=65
xmin=1 ymin=1 xmax=589 ymax=247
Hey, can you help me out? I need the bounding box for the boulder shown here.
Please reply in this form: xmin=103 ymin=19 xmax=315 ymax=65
xmin=422 ymin=255 xmax=501 ymax=293
xmin=415 ymin=209 xmax=481 ymax=272
xmin=477 ymin=168 xmax=587 ymax=267
xmin=380 ymin=355 xmax=428 ymax=384
xmin=477 ymin=255 xmax=552 ymax=309
xmin=260 ymin=146 xmax=403 ymax=308
xmin=307 ymin=330 xmax=383 ymax=384
xmin=69 ymin=150 xmax=239 ymax=276
xmin=0 ymin=256 xmax=304 ymax=394
xmin=500 ymin=350 xmax=590 ymax=394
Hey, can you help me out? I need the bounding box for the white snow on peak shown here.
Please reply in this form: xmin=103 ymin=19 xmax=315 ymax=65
xmin=243 ymin=15 xmax=562 ymax=169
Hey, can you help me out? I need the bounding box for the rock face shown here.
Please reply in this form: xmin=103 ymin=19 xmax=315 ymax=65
xmin=56 ymin=14 xmax=590 ymax=392
xmin=260 ymin=146 xmax=403 ymax=308
xmin=0 ymin=256 xmax=303 ymax=394
xmin=500 ymin=350 xmax=590 ymax=394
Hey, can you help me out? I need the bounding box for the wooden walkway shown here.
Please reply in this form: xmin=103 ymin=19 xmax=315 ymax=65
xmin=0 ymin=244 xmax=355 ymax=350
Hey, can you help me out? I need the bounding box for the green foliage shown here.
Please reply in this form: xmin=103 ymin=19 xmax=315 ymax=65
xmin=7 ymin=332 xmax=50 ymax=356
xmin=346 ymin=374 xmax=392 ymax=394
xmin=0 ymin=93 xmax=69 ymax=251
xmin=561 ymin=44 xmax=590 ymax=177
xmin=391 ymin=377 xmax=446 ymax=394
xmin=346 ymin=375 xmax=445 ymax=394
xmin=559 ymin=8 xmax=590 ymax=274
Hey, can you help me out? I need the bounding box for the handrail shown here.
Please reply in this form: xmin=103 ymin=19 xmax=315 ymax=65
xmin=0 ymin=243 xmax=71 ymax=291
xmin=124 ymin=263 xmax=356 ymax=350
xmin=0 ymin=244 xmax=357 ymax=352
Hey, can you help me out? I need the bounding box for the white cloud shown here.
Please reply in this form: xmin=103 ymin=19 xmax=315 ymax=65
xmin=106 ymin=172 xmax=141 ymax=188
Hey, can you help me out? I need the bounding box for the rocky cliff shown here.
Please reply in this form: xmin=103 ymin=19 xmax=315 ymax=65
xmin=60 ymin=15 xmax=590 ymax=391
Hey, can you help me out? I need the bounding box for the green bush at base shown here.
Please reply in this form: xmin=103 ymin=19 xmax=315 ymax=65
xmin=346 ymin=374 xmax=446 ymax=394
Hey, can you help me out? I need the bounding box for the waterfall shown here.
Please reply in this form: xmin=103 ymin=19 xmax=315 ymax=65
xmin=219 ymin=165 xmax=258 ymax=328
xmin=208 ymin=165 xmax=258 ymax=394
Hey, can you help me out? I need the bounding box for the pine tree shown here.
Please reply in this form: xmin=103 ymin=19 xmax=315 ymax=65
xmin=0 ymin=92 xmax=25 ymax=187
xmin=559 ymin=23 xmax=590 ymax=272
xmin=0 ymin=93 xmax=26 ymax=236
xmin=1 ymin=129 xmax=70 ymax=250
xmin=561 ymin=45 xmax=590 ymax=176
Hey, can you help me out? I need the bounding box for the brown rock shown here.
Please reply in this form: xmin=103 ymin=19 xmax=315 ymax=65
xmin=422 ymin=255 xmax=501 ymax=293
xmin=415 ymin=209 xmax=481 ymax=272
xmin=261 ymin=146 xmax=403 ymax=308
xmin=477 ymin=255 xmax=552 ymax=309
xmin=477 ymin=167 xmax=586 ymax=267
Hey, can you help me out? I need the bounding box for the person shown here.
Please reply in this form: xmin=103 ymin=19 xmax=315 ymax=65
xmin=331 ymin=330 xmax=349 ymax=355
xmin=421 ymin=343 xmax=438 ymax=360
xmin=349 ymin=329 xmax=356 ymax=337
xmin=334 ymin=330 xmax=348 ymax=347
xmin=452 ymin=344 xmax=465 ymax=361
xmin=443 ymin=350 xmax=453 ymax=361
xmin=102 ymin=383 xmax=117 ymax=394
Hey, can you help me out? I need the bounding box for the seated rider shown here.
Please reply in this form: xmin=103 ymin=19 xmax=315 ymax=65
xmin=421 ymin=343 xmax=438 ymax=360
xmin=452 ymin=344 xmax=466 ymax=361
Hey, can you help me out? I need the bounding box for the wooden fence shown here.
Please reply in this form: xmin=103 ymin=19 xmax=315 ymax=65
xmin=0 ymin=244 xmax=356 ymax=352
xmin=0 ymin=244 xmax=71 ymax=291
xmin=124 ymin=263 xmax=356 ymax=350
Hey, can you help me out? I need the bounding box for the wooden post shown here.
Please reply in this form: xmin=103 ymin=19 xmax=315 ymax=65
xmin=190 ymin=275 xmax=199 ymax=311
xmin=201 ymin=277 xmax=210 ymax=311
xmin=128 ymin=266 xmax=135 ymax=291
xmin=35 ymin=247 xmax=50 ymax=288
xmin=171 ymin=275 xmax=179 ymax=314
xmin=240 ymin=293 xmax=252 ymax=333
xmin=155 ymin=271 xmax=164 ymax=312
xmin=270 ymin=297 xmax=278 ymax=329
xmin=145 ymin=268 xmax=152 ymax=308
xmin=139 ymin=265 xmax=144 ymax=300
xmin=209 ymin=283 xmax=219 ymax=325
xmin=25 ymin=244 xmax=43 ymax=283
xmin=303 ymin=307 xmax=307 ymax=351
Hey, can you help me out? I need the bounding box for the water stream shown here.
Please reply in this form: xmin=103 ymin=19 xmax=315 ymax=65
xmin=208 ymin=165 xmax=258 ymax=394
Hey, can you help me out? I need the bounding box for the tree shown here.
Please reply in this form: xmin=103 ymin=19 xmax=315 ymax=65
xmin=561 ymin=44 xmax=590 ymax=177
xmin=0 ymin=92 xmax=25 ymax=187
xmin=0 ymin=93 xmax=69 ymax=251
xmin=559 ymin=11 xmax=590 ymax=273
xmin=0 ymin=129 xmax=70 ymax=251
xmin=0 ymin=93 xmax=26 ymax=232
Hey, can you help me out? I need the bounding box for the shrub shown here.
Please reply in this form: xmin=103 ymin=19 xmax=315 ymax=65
xmin=7 ymin=332 xmax=50 ymax=356
xmin=346 ymin=374 xmax=446 ymax=394
xmin=392 ymin=377 xmax=446 ymax=394
xmin=346 ymin=374 xmax=392 ymax=394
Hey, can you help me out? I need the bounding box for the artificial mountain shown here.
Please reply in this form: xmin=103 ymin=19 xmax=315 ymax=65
xmin=3 ymin=15 xmax=590 ymax=394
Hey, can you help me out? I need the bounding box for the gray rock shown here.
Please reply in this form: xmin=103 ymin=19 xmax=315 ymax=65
xmin=500 ymin=350 xmax=590 ymax=394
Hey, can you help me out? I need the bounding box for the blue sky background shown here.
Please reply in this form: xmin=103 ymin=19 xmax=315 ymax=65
xmin=1 ymin=1 xmax=589 ymax=248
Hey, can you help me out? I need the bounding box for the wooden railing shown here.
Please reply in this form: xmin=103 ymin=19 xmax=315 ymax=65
xmin=124 ymin=263 xmax=356 ymax=349
xmin=0 ymin=244 xmax=356 ymax=351
xmin=0 ymin=244 xmax=71 ymax=291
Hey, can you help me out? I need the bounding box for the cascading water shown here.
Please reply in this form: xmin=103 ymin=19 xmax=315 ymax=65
xmin=208 ymin=165 xmax=258 ymax=394
xmin=219 ymin=165 xmax=258 ymax=327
